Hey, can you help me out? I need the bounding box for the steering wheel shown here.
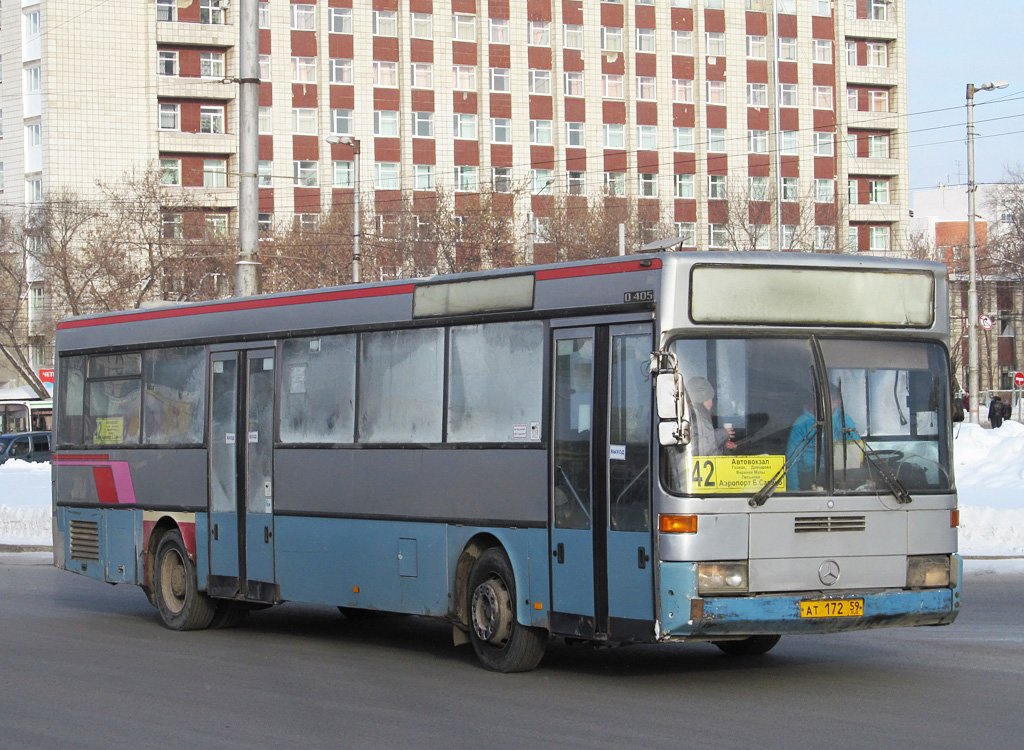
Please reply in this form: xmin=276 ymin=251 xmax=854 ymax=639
xmin=871 ymin=449 xmax=904 ymax=463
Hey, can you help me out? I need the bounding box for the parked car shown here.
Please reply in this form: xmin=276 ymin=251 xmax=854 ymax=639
xmin=0 ymin=431 xmax=52 ymax=465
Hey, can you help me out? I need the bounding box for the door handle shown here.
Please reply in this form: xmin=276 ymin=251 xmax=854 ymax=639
xmin=264 ymin=526 xmax=272 ymax=543
xmin=213 ymin=523 xmax=219 ymax=541
xmin=553 ymin=542 xmax=565 ymax=564
xmin=637 ymin=546 xmax=649 ymax=569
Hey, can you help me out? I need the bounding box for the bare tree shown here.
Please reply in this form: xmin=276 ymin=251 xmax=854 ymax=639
xmin=0 ymin=214 xmax=49 ymax=396
xmin=985 ymin=166 xmax=1024 ymax=281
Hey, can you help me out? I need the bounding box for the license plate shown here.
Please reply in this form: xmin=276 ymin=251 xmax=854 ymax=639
xmin=799 ymin=599 xmax=865 ymax=618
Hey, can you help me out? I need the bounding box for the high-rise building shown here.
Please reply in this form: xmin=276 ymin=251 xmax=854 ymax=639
xmin=0 ymin=0 xmax=908 ymax=264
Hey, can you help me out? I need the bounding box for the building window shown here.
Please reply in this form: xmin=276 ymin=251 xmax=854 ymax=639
xmin=636 ymin=125 xmax=658 ymax=151
xmin=869 ymin=0 xmax=887 ymax=21
xmin=528 ymin=21 xmax=551 ymax=46
xmin=411 ymin=63 xmax=434 ymax=89
xmin=746 ymin=35 xmax=767 ymax=59
xmin=603 ymin=123 xmax=624 ymax=149
xmin=673 ymin=79 xmax=694 ymax=103
xmin=412 ymin=111 xmax=434 ymax=138
xmin=748 ymin=130 xmax=769 ymax=154
xmin=203 ymin=159 xmax=228 ymax=188
xmin=869 ymin=134 xmax=890 ymax=158
xmin=709 ymin=224 xmax=728 ymax=248
xmin=847 ymin=41 xmax=859 ymax=66
xmin=779 ymin=37 xmax=797 ymax=61
xmin=414 ymin=164 xmax=435 ymax=191
xmin=376 ymin=162 xmax=400 ymax=189
xmin=602 ymin=74 xmax=624 ymax=99
xmin=331 ymin=59 xmax=353 ymax=84
xmin=604 ymin=172 xmax=625 ymax=197
xmin=813 ymin=86 xmax=834 ymax=109
xmin=491 ymin=118 xmax=512 ymax=144
xmin=781 ymin=225 xmax=797 ymax=249
xmin=779 ymin=83 xmax=798 ymax=107
xmin=869 ymin=180 xmax=890 ymax=204
xmin=564 ymin=24 xmax=583 ymax=49
xmin=528 ymin=69 xmax=551 ymax=95
xmin=568 ymin=171 xmax=586 ymax=195
xmin=813 ymin=131 xmax=834 ymax=156
xmin=706 ymin=32 xmax=726 ymax=57
xmin=749 ymin=225 xmax=771 ymax=250
xmin=455 ymin=165 xmax=478 ymax=192
xmin=200 ymin=106 xmax=225 ymax=134
xmin=675 ymin=222 xmax=696 ymax=245
xmin=490 ymin=18 xmax=509 ymax=44
xmin=637 ymin=76 xmax=657 ymax=101
xmin=333 ymin=161 xmax=354 ymax=187
xmin=815 ymin=178 xmax=835 ymax=203
xmin=870 ymin=225 xmax=890 ymax=251
xmin=674 ymin=173 xmax=694 ymax=199
xmin=748 ymin=176 xmax=770 ymax=201
xmin=157 ymin=0 xmax=176 ymax=22
xmin=869 ymin=90 xmax=890 ymax=112
xmin=747 ymin=82 xmax=768 ymax=107
xmin=565 ymin=121 xmax=585 ymax=147
xmin=532 ymin=169 xmax=554 ymax=194
xmin=292 ymin=56 xmax=317 ymax=83
xmin=637 ymin=28 xmax=655 ymax=53
xmin=290 ymin=4 xmax=315 ymax=30
xmin=490 ymin=68 xmax=510 ymax=92
xmin=867 ymin=43 xmax=888 ymax=67
xmin=453 ymin=66 xmax=477 ymax=91
xmin=200 ymin=51 xmax=226 ymax=79
xmin=674 ymin=127 xmax=694 ymax=152
xmin=782 ymin=177 xmax=799 ymax=202
xmin=815 ymin=225 xmax=836 ymax=251
xmin=638 ymin=174 xmax=658 ymax=198
xmin=707 ymin=80 xmax=726 ymax=105
xmin=813 ymin=0 xmax=832 ymax=17
xmin=375 ymin=110 xmax=400 ymax=137
xmin=565 ymin=71 xmax=584 ymax=97
xmin=453 ymin=14 xmax=476 ymax=41
xmin=293 ymin=108 xmax=318 ymax=135
xmin=258 ymin=160 xmax=272 ymax=188
xmin=163 ymin=213 xmax=183 ymax=239
xmin=708 ymin=175 xmax=727 ymax=200
xmin=411 ymin=13 xmax=433 ymax=39
xmin=372 ymin=10 xmax=398 ymax=36
xmin=672 ymin=30 xmax=693 ymax=55
xmin=259 ymin=2 xmax=270 ymax=29
xmin=258 ymin=213 xmax=273 ymax=235
xmin=159 ymin=103 xmax=180 ymax=131
xmin=529 ymin=119 xmax=552 ymax=145
xmin=325 ymin=109 xmax=350 ymax=136
xmin=454 ymin=113 xmax=478 ymax=140
xmin=707 ymin=128 xmax=726 ymax=153
xmin=206 ymin=214 xmax=228 ymax=238
xmin=813 ymin=39 xmax=833 ymax=64
xmin=295 ymin=214 xmax=319 ymax=233
xmin=259 ymin=107 xmax=272 ymax=134
xmin=160 ymin=158 xmax=181 ymax=186
xmin=157 ymin=50 xmax=178 ymax=76
xmin=374 ymin=61 xmax=398 ymax=87
xmin=329 ymin=8 xmax=353 ymax=34
xmin=493 ymin=167 xmax=512 ymax=193
xmin=601 ymin=26 xmax=623 ymax=52
xmin=200 ymin=0 xmax=226 ymax=25
xmin=780 ymin=130 xmax=798 ymax=155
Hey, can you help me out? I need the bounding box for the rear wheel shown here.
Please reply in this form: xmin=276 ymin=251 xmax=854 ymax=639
xmin=153 ymin=530 xmax=215 ymax=631
xmin=713 ymin=634 xmax=781 ymax=656
xmin=209 ymin=601 xmax=249 ymax=629
xmin=467 ymin=548 xmax=547 ymax=672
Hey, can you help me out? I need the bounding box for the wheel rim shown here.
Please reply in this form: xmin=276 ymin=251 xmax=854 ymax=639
xmin=159 ymin=547 xmax=187 ymax=615
xmin=471 ymin=575 xmax=513 ymax=647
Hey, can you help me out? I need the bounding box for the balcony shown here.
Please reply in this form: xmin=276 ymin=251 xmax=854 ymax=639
xmin=844 ymin=108 xmax=901 ymax=131
xmin=158 ymin=75 xmax=236 ymax=101
xmin=158 ymin=131 xmax=236 ymax=155
xmin=160 ymin=186 xmax=237 ymax=210
xmin=844 ymin=18 xmax=899 ymax=42
xmin=845 ymin=65 xmax=899 ymax=88
xmin=849 ymin=202 xmax=902 ymax=224
xmin=156 ymin=20 xmax=235 ymax=48
xmin=848 ymin=156 xmax=901 ymax=177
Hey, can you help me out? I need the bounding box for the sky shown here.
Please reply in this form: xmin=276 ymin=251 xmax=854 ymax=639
xmin=907 ymin=0 xmax=1024 ymax=193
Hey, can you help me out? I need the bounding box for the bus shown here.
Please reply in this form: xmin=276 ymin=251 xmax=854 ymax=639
xmin=0 ymin=398 xmax=53 ymax=434
xmin=51 ymin=251 xmax=961 ymax=671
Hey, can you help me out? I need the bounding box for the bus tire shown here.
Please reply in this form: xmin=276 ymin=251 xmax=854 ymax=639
xmin=467 ymin=548 xmax=547 ymax=672
xmin=713 ymin=634 xmax=781 ymax=656
xmin=153 ymin=530 xmax=215 ymax=631
xmin=209 ymin=601 xmax=248 ymax=629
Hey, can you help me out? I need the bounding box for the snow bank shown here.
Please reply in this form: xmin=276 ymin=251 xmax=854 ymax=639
xmin=3 ymin=426 xmax=1024 ymax=555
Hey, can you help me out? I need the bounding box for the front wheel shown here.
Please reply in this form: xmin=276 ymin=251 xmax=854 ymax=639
xmin=153 ymin=530 xmax=215 ymax=631
xmin=467 ymin=548 xmax=547 ymax=672
xmin=713 ymin=634 xmax=781 ymax=656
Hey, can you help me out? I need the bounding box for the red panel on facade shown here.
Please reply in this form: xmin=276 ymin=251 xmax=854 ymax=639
xmin=329 ymin=34 xmax=353 ymax=59
xmin=489 ymin=45 xmax=510 ymax=67
xmin=411 ymin=89 xmax=435 ymax=111
xmin=779 ymin=108 xmax=799 ymax=130
xmin=636 ymin=152 xmax=659 ymax=173
xmin=412 ymin=139 xmax=436 ymax=164
xmin=563 ymin=49 xmax=584 ymax=72
xmin=671 ymin=7 xmax=694 ymax=30
xmin=292 ymin=84 xmax=318 ymax=108
xmin=291 ymin=31 xmax=317 ymax=57
xmin=603 ymin=101 xmax=626 ymax=123
xmin=292 ymin=137 xmax=319 ymax=161
xmin=259 ymin=84 xmax=274 ymax=106
xmin=780 ymin=156 xmax=800 ymax=178
xmin=636 ymin=5 xmax=656 ymax=27
xmin=672 ymin=55 xmax=695 ymax=80
xmin=531 ymin=146 xmax=555 ymax=169
xmin=747 ymin=108 xmax=770 ymax=129
xmin=706 ymin=56 xmax=726 ymax=79
xmin=601 ymin=3 xmax=624 ymax=26
xmin=565 ymin=149 xmax=587 ymax=171
xmin=530 ymin=96 xmax=553 ymax=119
xmin=636 ymin=102 xmax=658 ymax=126
xmin=454 ymin=140 xmax=480 ymax=166
xmin=330 ymin=86 xmax=355 ymax=108
xmin=747 ymin=156 xmax=770 ymax=175
xmin=707 ymin=154 xmax=728 ymax=175
xmin=778 ymin=61 xmax=798 ymax=84
xmin=293 ymin=188 xmax=321 ymax=213
xmin=526 ymin=0 xmax=550 ymax=20
xmin=674 ymin=153 xmax=697 ymax=173
xmin=564 ymin=98 xmax=586 ymax=122
xmin=491 ymin=145 xmax=514 ymax=167
xmin=812 ymin=15 xmax=835 ymax=39
xmin=490 ymin=94 xmax=512 ymax=118
xmin=453 ymin=92 xmax=479 ymax=113
xmin=409 ymin=0 xmax=434 ymax=13
xmin=602 ymin=54 xmax=624 ymax=75
xmin=635 ymin=54 xmax=656 ymax=77
xmin=410 ymin=38 xmax=434 ymax=63
xmin=777 ymin=13 xmax=798 ymax=36
xmin=673 ymin=104 xmax=695 ymax=127
xmin=813 ymin=64 xmax=836 ymax=86
xmin=812 ymin=108 xmax=836 ymax=130
xmin=453 ymin=43 xmax=478 ymax=66
xmin=374 ymin=36 xmax=400 ymax=61
xmin=452 ymin=0 xmax=476 ymax=13
xmin=259 ymin=193 xmax=275 ymax=212
xmin=675 ymin=201 xmax=697 ymax=222
xmin=562 ymin=0 xmax=582 ymax=24
xmin=375 ymin=139 xmax=402 ymax=162
xmin=373 ymin=0 xmax=399 ymax=11
xmin=604 ymin=151 xmax=627 ymax=172
xmin=374 ymin=89 xmax=401 ymax=110
xmin=707 ymin=201 xmax=728 ymax=223
xmin=704 ymin=9 xmax=725 ymax=33
xmin=528 ymin=46 xmax=552 ymax=69
xmin=780 ymin=202 xmax=801 ymax=225
xmin=181 ymin=156 xmax=203 ymax=188
xmin=814 ymin=156 xmax=836 ymax=179
xmin=746 ymin=60 xmax=768 ymax=84
xmin=745 ymin=11 xmax=768 ymax=35
xmin=706 ymin=106 xmax=727 ymax=128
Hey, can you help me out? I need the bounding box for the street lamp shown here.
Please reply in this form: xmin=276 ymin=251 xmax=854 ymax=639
xmin=326 ymin=135 xmax=361 ymax=284
xmin=966 ymin=79 xmax=1009 ymax=423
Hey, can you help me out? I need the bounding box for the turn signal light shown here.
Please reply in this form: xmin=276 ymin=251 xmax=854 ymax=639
xmin=950 ymin=509 xmax=960 ymax=528
xmin=660 ymin=514 xmax=698 ymax=534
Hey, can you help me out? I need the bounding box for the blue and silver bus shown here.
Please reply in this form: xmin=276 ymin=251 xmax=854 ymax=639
xmin=52 ymin=252 xmax=961 ymax=671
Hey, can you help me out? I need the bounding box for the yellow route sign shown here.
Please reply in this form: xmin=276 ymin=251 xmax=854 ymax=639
xmin=93 ymin=417 xmax=125 ymax=445
xmin=687 ymin=455 xmax=786 ymax=494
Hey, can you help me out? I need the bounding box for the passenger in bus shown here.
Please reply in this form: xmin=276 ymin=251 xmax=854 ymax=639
xmin=786 ymin=383 xmax=859 ymax=491
xmin=686 ymin=377 xmax=736 ymax=456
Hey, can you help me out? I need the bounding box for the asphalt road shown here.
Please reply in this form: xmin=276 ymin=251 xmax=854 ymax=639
xmin=1 ymin=553 xmax=1021 ymax=750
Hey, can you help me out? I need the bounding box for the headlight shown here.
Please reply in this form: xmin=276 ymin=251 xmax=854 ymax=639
xmin=698 ymin=562 xmax=748 ymax=595
xmin=907 ymin=555 xmax=951 ymax=588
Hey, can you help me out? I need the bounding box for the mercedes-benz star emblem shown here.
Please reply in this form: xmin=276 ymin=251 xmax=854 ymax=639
xmin=818 ymin=560 xmax=841 ymax=586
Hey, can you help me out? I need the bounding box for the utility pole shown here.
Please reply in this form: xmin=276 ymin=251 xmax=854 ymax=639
xmin=235 ymin=0 xmax=262 ymax=297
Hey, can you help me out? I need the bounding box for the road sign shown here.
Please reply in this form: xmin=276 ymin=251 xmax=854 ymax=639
xmin=980 ymin=315 xmax=993 ymax=330
xmin=1014 ymin=372 xmax=1024 ymax=388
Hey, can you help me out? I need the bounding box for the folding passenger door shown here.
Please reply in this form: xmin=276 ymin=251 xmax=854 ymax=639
xmin=550 ymin=323 xmax=655 ymax=641
xmin=208 ymin=347 xmax=278 ymax=601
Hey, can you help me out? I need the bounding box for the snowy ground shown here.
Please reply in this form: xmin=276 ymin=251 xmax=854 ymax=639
xmin=3 ymin=425 xmax=1023 ymax=562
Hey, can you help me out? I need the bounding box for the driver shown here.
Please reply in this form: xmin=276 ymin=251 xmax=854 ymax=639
xmin=786 ymin=382 xmax=859 ymax=491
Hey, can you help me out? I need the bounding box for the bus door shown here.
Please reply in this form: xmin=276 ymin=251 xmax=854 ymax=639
xmin=551 ymin=323 xmax=654 ymax=641
xmin=208 ymin=348 xmax=278 ymax=602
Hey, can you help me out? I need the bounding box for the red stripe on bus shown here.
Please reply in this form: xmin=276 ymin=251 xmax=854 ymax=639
xmin=53 ymin=454 xmax=110 ymax=462
xmin=56 ymin=284 xmax=417 ymax=330
xmin=93 ymin=466 xmax=119 ymax=504
xmin=535 ymin=258 xmax=661 ymax=281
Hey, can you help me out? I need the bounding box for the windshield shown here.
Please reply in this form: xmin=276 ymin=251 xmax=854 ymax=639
xmin=663 ymin=337 xmax=953 ymax=496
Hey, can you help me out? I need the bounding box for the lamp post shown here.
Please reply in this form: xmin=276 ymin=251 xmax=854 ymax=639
xmin=966 ymin=79 xmax=1009 ymax=423
xmin=326 ymin=135 xmax=361 ymax=284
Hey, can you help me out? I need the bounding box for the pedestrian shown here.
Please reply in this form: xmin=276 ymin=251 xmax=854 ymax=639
xmin=988 ymin=395 xmax=1004 ymax=428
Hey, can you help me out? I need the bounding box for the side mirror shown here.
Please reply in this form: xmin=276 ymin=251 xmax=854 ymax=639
xmin=652 ymin=352 xmax=690 ymax=446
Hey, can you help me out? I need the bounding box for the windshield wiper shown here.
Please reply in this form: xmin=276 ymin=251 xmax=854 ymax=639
xmin=846 ymin=431 xmax=913 ymax=505
xmin=749 ymin=422 xmax=821 ymax=507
